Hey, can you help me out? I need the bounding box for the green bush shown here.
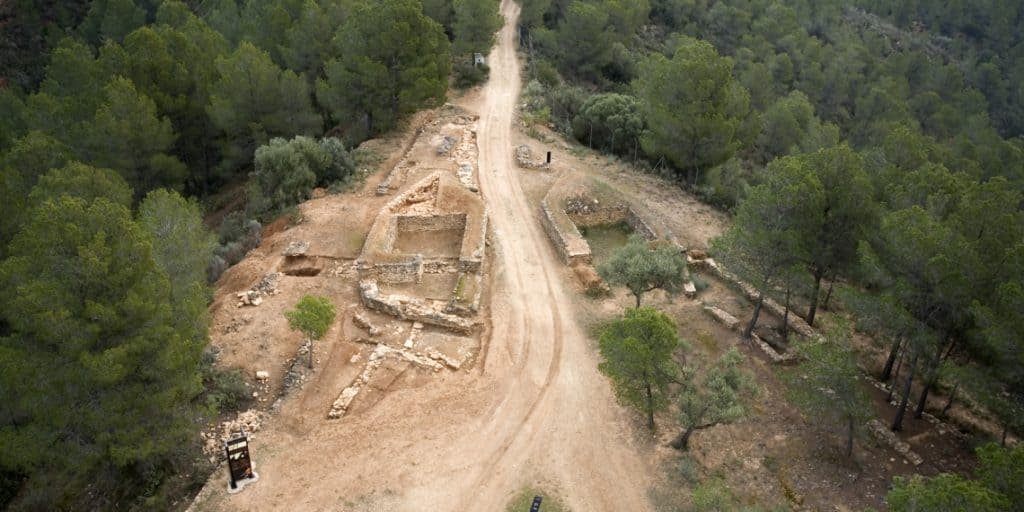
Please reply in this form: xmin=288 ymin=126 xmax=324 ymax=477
xmin=532 ymin=58 xmax=562 ymax=87
xmin=677 ymin=455 xmax=700 ymax=484
xmin=200 ymin=353 xmax=252 ymax=414
xmin=247 ymin=136 xmax=356 ymax=218
xmin=692 ymin=478 xmax=734 ymax=511
xmin=454 ymin=61 xmax=490 ymax=88
xmin=208 ymin=212 xmax=262 ymax=281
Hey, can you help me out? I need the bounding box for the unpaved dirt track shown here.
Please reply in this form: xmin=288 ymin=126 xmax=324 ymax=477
xmin=443 ymin=0 xmax=653 ymax=509
xmin=198 ymin=2 xmax=651 ymax=510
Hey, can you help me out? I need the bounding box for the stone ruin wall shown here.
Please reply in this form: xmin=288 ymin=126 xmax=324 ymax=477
xmin=458 ymin=213 xmax=487 ymax=273
xmin=396 ymin=213 xmax=467 ymax=233
xmin=359 ymin=280 xmax=476 ymax=333
xmin=543 ymin=198 xmax=662 ymax=266
xmin=360 ymin=255 xmax=424 ymax=284
xmin=539 ymin=199 xmax=592 ymax=266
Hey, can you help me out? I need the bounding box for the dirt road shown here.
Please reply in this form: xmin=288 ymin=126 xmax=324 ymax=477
xmin=194 ymin=2 xmax=651 ymax=510
xmin=436 ymin=0 xmax=654 ymax=509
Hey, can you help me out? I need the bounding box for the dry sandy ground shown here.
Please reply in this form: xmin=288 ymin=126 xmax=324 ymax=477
xmin=190 ymin=2 xmax=653 ymax=510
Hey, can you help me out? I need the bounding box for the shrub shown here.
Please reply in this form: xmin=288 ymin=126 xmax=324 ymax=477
xmin=454 ymin=60 xmax=490 ymax=88
xmin=207 ymin=212 xmax=262 ymax=282
xmin=532 ymin=58 xmax=562 ymax=87
xmin=248 ymin=136 xmax=355 ymax=218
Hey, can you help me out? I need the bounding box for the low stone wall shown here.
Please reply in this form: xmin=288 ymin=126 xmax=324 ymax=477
xmin=540 ymin=200 xmax=591 ymax=265
xmin=458 ymin=212 xmax=487 ymax=273
xmin=624 ymin=208 xmax=657 ymax=241
xmin=396 ymin=213 xmax=466 ymax=233
xmin=359 ymin=280 xmax=477 ymax=333
xmin=567 ymin=206 xmax=630 ymax=228
xmin=691 ymin=257 xmax=818 ymax=341
xmin=357 ymin=254 xmax=423 ymax=284
xmin=701 ymin=304 xmax=795 ymax=364
xmin=567 ymin=205 xmax=658 ymax=242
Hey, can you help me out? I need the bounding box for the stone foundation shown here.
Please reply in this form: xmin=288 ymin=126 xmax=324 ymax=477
xmin=359 ymin=280 xmax=477 ymax=333
xmin=540 ymin=199 xmax=591 ymax=265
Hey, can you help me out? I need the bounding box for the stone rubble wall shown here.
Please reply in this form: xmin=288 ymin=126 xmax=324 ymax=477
xmin=458 ymin=212 xmax=487 ymax=273
xmin=540 ymin=199 xmax=592 ymax=265
xmin=357 ymin=254 xmax=423 ymax=284
xmin=701 ymin=304 xmax=795 ymax=363
xmin=624 ymin=207 xmax=658 ymax=241
xmin=396 ymin=213 xmax=467 ymax=233
xmin=359 ymin=280 xmax=477 ymax=333
xmin=691 ymin=257 xmax=818 ymax=340
xmin=567 ymin=206 xmax=658 ymax=241
xmin=567 ymin=206 xmax=630 ymax=228
xmin=329 ymin=343 xmax=444 ymax=419
xmin=515 ymin=144 xmax=548 ymax=169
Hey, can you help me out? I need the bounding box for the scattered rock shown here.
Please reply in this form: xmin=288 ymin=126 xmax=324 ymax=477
xmin=683 ymin=281 xmax=697 ymax=298
xmin=203 ymin=409 xmax=265 ymax=463
xmin=437 ymin=135 xmax=456 ymax=156
xmin=329 ymin=386 xmax=361 ymax=419
xmin=867 ymin=419 xmax=924 ymax=466
xmin=283 ymin=240 xmax=310 ymax=257
xmin=688 ymin=249 xmax=709 ymax=260
xmin=703 ymin=305 xmax=740 ymax=330
xmin=255 ymin=370 xmax=269 ymax=380
xmin=353 ymin=313 xmax=382 ymax=337
xmin=236 ymin=273 xmax=281 ymax=308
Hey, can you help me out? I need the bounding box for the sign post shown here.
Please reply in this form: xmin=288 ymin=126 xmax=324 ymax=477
xmin=225 ymin=433 xmax=259 ymax=493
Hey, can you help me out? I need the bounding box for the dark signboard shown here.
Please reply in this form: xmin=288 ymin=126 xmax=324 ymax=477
xmin=530 ymin=495 xmax=543 ymax=512
xmin=225 ymin=434 xmax=254 ymax=489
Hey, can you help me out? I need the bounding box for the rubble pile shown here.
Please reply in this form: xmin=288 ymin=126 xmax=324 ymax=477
xmin=236 ymin=272 xmax=281 ymax=308
xmin=437 ymin=135 xmax=456 ymax=155
xmin=202 ymin=409 xmax=265 ymax=463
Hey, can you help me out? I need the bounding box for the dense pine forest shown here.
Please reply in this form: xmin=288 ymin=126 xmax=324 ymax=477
xmin=0 ymin=0 xmax=499 ymax=509
xmin=1 ymin=0 xmax=1022 ymax=510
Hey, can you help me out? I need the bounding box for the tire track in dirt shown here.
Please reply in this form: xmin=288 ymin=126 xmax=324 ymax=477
xmin=451 ymin=1 xmax=651 ymax=509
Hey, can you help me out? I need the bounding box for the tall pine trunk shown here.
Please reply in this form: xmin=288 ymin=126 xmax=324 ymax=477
xmin=887 ymin=345 xmax=905 ymax=402
xmin=914 ymin=376 xmax=935 ymax=419
xmin=942 ymin=383 xmax=959 ymax=416
xmin=881 ymin=337 xmax=903 ymax=382
xmin=892 ymin=354 xmax=918 ymax=431
xmin=671 ymin=426 xmax=695 ymax=450
xmin=807 ymin=268 xmax=824 ymax=327
xmin=823 ymin=278 xmax=835 ymax=310
xmin=645 ymin=381 xmax=655 ymax=431
xmin=743 ymin=292 xmax=765 ymax=339
xmin=915 ymin=331 xmax=954 ymax=419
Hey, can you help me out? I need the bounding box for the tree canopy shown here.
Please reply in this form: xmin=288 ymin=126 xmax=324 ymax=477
xmin=598 ymin=235 xmax=687 ymax=308
xmin=317 ymin=0 xmax=450 ymax=137
xmin=598 ymin=307 xmax=681 ymax=430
